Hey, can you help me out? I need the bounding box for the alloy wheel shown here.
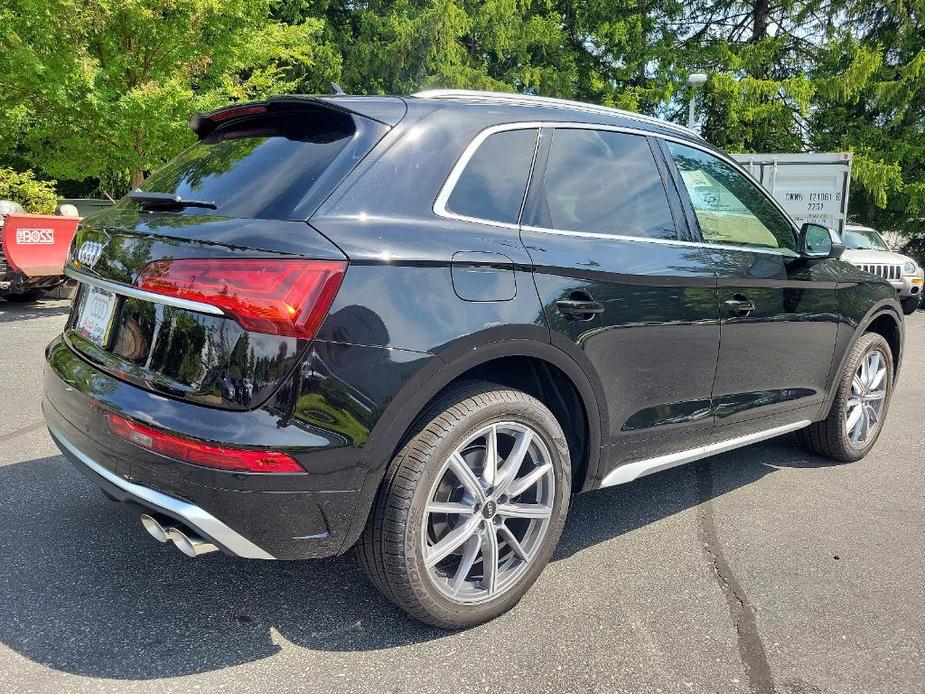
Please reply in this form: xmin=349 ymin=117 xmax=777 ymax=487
xmin=845 ymin=348 xmax=888 ymax=446
xmin=420 ymin=422 xmax=556 ymax=604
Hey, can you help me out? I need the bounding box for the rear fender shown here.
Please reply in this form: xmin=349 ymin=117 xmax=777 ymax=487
xmin=337 ymin=329 xmax=607 ymax=553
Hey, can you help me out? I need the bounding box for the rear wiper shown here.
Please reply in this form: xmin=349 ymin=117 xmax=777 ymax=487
xmin=129 ymin=190 xmax=217 ymax=210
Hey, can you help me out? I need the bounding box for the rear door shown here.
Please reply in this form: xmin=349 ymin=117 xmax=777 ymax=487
xmin=662 ymin=141 xmax=839 ymax=440
xmin=521 ymin=125 xmax=720 ymax=480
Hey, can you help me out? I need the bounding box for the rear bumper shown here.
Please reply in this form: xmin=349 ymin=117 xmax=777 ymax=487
xmin=43 ymin=337 xmax=371 ymax=560
xmin=47 ymin=421 xmax=275 ymax=559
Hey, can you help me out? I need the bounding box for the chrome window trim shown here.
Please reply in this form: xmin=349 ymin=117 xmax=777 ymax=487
xmin=47 ymin=422 xmax=276 ymax=559
xmin=600 ymin=419 xmax=812 ymax=488
xmin=433 ymin=121 xmax=543 ymax=231
xmin=518 ymin=224 xmax=799 ymax=257
xmin=433 ymin=120 xmax=801 ymax=258
xmin=64 ymin=266 xmax=225 ymax=316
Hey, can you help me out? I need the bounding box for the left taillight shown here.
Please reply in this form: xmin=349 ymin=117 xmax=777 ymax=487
xmin=135 ymin=258 xmax=346 ymax=340
xmin=105 ymin=412 xmax=304 ymax=473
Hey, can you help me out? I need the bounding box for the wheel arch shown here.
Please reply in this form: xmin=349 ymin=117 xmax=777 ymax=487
xmin=819 ymin=299 xmax=904 ymax=421
xmin=337 ymin=333 xmax=608 ymax=553
xmin=864 ymin=309 xmax=903 ymax=372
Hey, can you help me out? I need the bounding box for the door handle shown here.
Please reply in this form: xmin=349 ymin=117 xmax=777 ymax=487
xmin=724 ymin=295 xmax=756 ymax=316
xmin=556 ymin=293 xmax=604 ymax=319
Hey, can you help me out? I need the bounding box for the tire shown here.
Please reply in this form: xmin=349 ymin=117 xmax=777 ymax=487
xmin=901 ymin=296 xmax=920 ymax=315
xmin=798 ymin=332 xmax=894 ymax=462
xmin=2 ymin=290 xmax=43 ymax=302
xmin=356 ymin=380 xmax=571 ymax=629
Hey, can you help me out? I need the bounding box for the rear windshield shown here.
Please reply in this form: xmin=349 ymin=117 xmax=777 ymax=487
xmin=132 ymin=110 xmax=359 ymax=220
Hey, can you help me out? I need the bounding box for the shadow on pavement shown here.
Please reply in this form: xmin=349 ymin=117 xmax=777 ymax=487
xmin=0 ymin=298 xmax=71 ymax=323
xmin=0 ymin=434 xmax=836 ymax=679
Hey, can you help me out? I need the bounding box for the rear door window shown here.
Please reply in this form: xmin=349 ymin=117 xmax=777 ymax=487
xmin=133 ymin=110 xmax=365 ymax=221
xmin=444 ymin=128 xmax=539 ymax=225
xmin=531 ymin=129 xmax=677 ymax=239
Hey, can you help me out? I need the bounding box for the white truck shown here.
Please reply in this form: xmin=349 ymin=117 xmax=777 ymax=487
xmin=733 ymin=152 xmax=922 ymax=314
xmin=731 ymin=152 xmax=852 ymax=235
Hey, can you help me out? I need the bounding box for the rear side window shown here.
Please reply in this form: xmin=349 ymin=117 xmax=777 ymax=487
xmin=444 ymin=128 xmax=539 ymax=224
xmin=134 ymin=110 xmax=362 ymax=220
xmin=533 ymin=129 xmax=676 ymax=239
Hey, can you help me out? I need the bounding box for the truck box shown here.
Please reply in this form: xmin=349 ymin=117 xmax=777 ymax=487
xmin=731 ymin=152 xmax=852 ymax=235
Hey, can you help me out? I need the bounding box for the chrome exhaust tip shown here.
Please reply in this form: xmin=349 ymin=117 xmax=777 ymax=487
xmin=140 ymin=513 xmax=218 ymax=557
xmin=167 ymin=527 xmax=219 ymax=557
xmin=140 ymin=513 xmax=169 ymax=543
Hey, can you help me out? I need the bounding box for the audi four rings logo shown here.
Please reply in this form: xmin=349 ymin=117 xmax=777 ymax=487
xmin=76 ymin=240 xmax=105 ymax=268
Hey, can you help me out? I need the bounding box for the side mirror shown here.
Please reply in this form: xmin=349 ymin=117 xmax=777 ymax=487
xmin=798 ymin=223 xmax=844 ymax=261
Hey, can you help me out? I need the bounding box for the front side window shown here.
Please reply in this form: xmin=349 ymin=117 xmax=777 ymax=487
xmin=445 ymin=128 xmax=539 ymax=224
xmin=533 ymin=129 xmax=676 ymax=239
xmin=667 ymin=142 xmax=795 ymax=251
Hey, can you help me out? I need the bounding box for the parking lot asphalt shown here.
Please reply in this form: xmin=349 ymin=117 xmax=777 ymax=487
xmin=1 ymin=297 xmax=923 ymax=694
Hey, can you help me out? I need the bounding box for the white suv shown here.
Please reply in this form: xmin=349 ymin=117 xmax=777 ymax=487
xmin=842 ymin=224 xmax=923 ymax=315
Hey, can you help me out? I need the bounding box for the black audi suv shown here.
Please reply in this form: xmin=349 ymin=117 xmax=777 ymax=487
xmin=44 ymin=90 xmax=903 ymax=628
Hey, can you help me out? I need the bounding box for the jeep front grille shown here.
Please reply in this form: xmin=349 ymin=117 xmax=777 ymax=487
xmin=858 ymin=263 xmax=901 ymax=281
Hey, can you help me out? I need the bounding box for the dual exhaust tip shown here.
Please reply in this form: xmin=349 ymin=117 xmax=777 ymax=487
xmin=140 ymin=513 xmax=218 ymax=557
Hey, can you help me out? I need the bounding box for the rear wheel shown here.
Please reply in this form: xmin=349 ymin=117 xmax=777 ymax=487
xmin=356 ymin=381 xmax=571 ymax=628
xmin=901 ymin=295 xmax=920 ymax=315
xmin=798 ymin=332 xmax=893 ymax=462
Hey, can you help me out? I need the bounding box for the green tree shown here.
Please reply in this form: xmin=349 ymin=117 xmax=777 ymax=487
xmin=0 ymin=167 xmax=58 ymax=214
xmin=809 ymin=3 xmax=925 ymax=240
xmin=1 ymin=0 xmax=923 ymax=243
xmin=0 ymin=0 xmax=339 ymax=194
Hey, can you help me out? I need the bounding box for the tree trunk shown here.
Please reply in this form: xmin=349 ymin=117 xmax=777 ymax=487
xmin=130 ymin=129 xmax=145 ymax=188
xmin=752 ymin=0 xmax=770 ymax=41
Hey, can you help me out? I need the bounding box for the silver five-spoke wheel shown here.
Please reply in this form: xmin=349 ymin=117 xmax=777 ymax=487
xmin=421 ymin=422 xmax=555 ymax=604
xmin=845 ymin=348 xmax=888 ymax=446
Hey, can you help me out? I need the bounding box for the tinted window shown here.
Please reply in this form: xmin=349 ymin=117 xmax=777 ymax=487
xmin=667 ymin=142 xmax=795 ymax=251
xmin=135 ymin=111 xmax=359 ymax=220
xmin=533 ymin=129 xmax=676 ymax=239
xmin=445 ymin=129 xmax=538 ymax=224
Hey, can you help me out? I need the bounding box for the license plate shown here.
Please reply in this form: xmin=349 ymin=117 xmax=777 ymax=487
xmin=75 ymin=285 xmax=117 ymax=347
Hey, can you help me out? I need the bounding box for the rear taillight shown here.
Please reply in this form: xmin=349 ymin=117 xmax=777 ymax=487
xmin=135 ymin=258 xmax=346 ymax=339
xmin=105 ymin=412 xmax=304 ymax=473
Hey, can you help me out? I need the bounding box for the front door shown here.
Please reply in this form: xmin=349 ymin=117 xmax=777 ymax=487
xmin=663 ymin=141 xmax=840 ymax=440
xmin=521 ymin=126 xmax=720 ymax=481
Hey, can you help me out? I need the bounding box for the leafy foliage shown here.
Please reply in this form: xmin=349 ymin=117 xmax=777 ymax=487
xmin=0 ymin=0 xmax=338 ymax=193
xmin=0 ymin=0 xmax=923 ymax=243
xmin=0 ymin=167 xmax=59 ymax=214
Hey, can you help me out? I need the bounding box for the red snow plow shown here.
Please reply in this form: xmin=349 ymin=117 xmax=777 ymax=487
xmin=0 ymin=214 xmax=80 ymax=302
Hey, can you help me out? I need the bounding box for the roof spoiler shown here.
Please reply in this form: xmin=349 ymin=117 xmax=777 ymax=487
xmin=189 ymin=95 xmax=406 ymax=139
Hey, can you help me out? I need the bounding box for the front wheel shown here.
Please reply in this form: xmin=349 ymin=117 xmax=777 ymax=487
xmin=901 ymin=295 xmax=920 ymax=315
xmin=356 ymin=381 xmax=571 ymax=629
xmin=798 ymin=332 xmax=894 ymax=462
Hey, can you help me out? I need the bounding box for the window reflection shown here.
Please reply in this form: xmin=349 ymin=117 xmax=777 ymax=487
xmin=667 ymin=143 xmax=795 ymax=251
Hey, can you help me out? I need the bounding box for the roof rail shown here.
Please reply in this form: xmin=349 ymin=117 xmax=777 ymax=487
xmin=413 ymin=89 xmax=702 ymax=140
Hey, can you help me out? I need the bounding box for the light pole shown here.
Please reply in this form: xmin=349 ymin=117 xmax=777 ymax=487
xmin=686 ymin=72 xmax=707 ymax=131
